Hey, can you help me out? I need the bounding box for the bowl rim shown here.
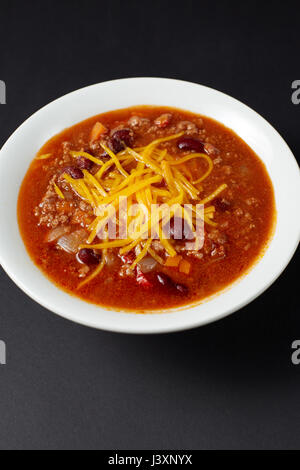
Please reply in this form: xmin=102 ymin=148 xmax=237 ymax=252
xmin=0 ymin=77 xmax=299 ymax=334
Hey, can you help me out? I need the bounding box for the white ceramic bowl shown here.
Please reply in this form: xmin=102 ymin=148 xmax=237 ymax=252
xmin=0 ymin=78 xmax=299 ymax=334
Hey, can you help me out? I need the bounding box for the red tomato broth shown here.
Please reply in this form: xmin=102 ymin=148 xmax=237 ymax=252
xmin=18 ymin=106 xmax=276 ymax=311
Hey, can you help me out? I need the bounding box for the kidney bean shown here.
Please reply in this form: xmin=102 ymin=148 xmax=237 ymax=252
xmin=156 ymin=273 xmax=188 ymax=295
xmin=64 ymin=166 xmax=84 ymax=179
xmin=175 ymin=283 xmax=189 ymax=295
xmin=77 ymin=157 xmax=94 ymax=171
xmin=77 ymin=248 xmax=101 ymax=265
xmin=177 ymin=137 xmax=205 ymax=153
xmin=168 ymin=217 xmax=194 ymax=241
xmin=156 ymin=273 xmax=174 ymax=289
xmin=111 ymin=129 xmax=134 ymax=153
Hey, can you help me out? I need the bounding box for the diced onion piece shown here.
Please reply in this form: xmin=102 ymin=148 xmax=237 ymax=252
xmin=45 ymin=226 xmax=71 ymax=243
xmin=148 ymin=247 xmax=164 ymax=265
xmin=138 ymin=256 xmax=157 ymax=273
xmin=57 ymin=229 xmax=88 ymax=254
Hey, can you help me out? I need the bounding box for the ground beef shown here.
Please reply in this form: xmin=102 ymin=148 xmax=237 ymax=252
xmin=175 ymin=120 xmax=199 ymax=135
xmin=34 ymin=170 xmax=94 ymax=228
xmin=128 ymin=116 xmax=151 ymax=132
xmin=89 ymin=134 xmax=111 ymax=158
xmin=211 ymin=245 xmax=226 ymax=258
xmin=213 ymin=156 xmax=223 ymax=165
xmin=186 ymin=250 xmax=204 ymax=260
xmin=207 ymin=229 xmax=228 ymax=245
xmin=119 ymin=263 xmax=135 ymax=278
xmin=78 ymin=265 xmax=90 ymax=278
xmin=154 ymin=113 xmax=172 ymax=128
xmin=246 ymin=197 xmax=259 ymax=207
xmin=58 ymin=142 xmax=73 ymax=165
xmin=204 ymin=142 xmax=220 ymax=156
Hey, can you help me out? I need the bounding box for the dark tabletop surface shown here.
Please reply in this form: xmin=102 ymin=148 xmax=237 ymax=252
xmin=0 ymin=0 xmax=299 ymax=450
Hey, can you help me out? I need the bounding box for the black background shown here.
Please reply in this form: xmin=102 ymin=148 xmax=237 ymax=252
xmin=0 ymin=0 xmax=299 ymax=450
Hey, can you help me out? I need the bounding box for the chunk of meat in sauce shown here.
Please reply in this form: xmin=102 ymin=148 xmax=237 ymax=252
xmin=176 ymin=120 xmax=199 ymax=135
xmin=128 ymin=115 xmax=151 ymax=131
xmin=89 ymin=134 xmax=112 ymax=159
xmin=215 ymin=197 xmax=232 ymax=212
xmin=204 ymin=142 xmax=220 ymax=156
xmin=156 ymin=273 xmax=188 ymax=295
xmin=154 ymin=113 xmax=172 ymax=129
xmin=207 ymin=229 xmax=228 ymax=245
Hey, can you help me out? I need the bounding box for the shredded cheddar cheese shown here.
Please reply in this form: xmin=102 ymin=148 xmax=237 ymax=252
xmin=70 ymin=151 xmax=104 ymax=166
xmin=130 ymin=238 xmax=153 ymax=270
xmin=54 ymin=183 xmax=65 ymax=200
xmin=77 ymin=255 xmax=106 ymax=289
xmin=200 ymin=184 xmax=228 ymax=205
xmin=61 ymin=132 xmax=227 ymax=287
xmin=36 ymin=153 xmax=52 ymax=160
